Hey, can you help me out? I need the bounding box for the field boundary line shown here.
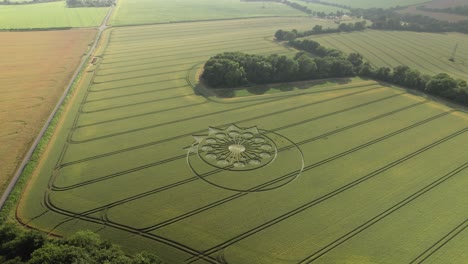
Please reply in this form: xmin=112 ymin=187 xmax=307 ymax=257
xmin=410 ymin=219 xmax=468 ymax=264
xmin=79 ymin=92 xmax=201 ymax=114
xmin=102 ymin=35 xmax=273 ymax=57
xmin=139 ymin=100 xmax=430 ymax=231
xmin=84 ymin=86 xmax=190 ymax=103
xmin=97 ymin=49 xmax=292 ymax=72
xmin=101 ymin=37 xmax=275 ymax=61
xmin=370 ymin=31 xmax=468 ymax=77
xmin=99 ymin=45 xmax=290 ymax=66
xmin=69 ymin=86 xmax=381 ymax=143
xmin=0 ymin=6 xmax=115 ymax=210
xmin=41 ymin=192 xmax=219 ymax=264
xmin=38 ymin=122 xmax=467 ymax=264
xmin=185 ymin=127 xmax=468 ymax=263
xmin=48 ymin=96 xmax=424 ymax=229
xmin=111 ymin=15 xmax=307 ymax=28
xmin=359 ymin=32 xmax=454 ymax=75
xmin=55 ymin=94 xmax=420 ymax=194
xmin=64 ymin=86 xmax=379 ymax=165
xmin=299 ymin=163 xmax=468 ymax=263
xmin=56 ymin=105 xmax=451 ymax=231
xmin=88 ymin=77 xmax=186 ymax=92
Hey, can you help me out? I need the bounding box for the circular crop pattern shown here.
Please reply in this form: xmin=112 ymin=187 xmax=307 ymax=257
xmin=197 ymin=125 xmax=277 ymax=171
xmin=187 ymin=124 xmax=304 ymax=192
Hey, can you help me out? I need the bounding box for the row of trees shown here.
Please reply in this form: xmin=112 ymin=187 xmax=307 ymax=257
xmin=202 ymin=38 xmax=468 ymax=106
xmin=301 ymin=0 xmax=351 ymax=10
xmin=361 ymin=66 xmax=468 ymax=105
xmin=202 ymin=48 xmax=360 ymax=88
xmin=350 ymin=8 xmax=468 ymax=34
xmin=0 ymin=0 xmax=58 ymax=5
xmin=66 ymin=0 xmax=114 ymax=8
xmin=274 ymin=21 xmax=367 ymax=41
xmin=277 ymin=9 xmax=468 ymax=41
xmin=241 ymin=0 xmax=312 ymax=14
xmin=275 ymin=8 xmax=468 ymax=40
xmin=283 ymin=0 xmax=312 ymax=15
xmin=289 ymin=39 xmax=468 ymax=106
xmin=417 ymin=5 xmax=468 ymax=16
xmin=0 ymin=224 xmax=162 ymax=264
xmin=242 ymin=0 xmax=349 ymax=17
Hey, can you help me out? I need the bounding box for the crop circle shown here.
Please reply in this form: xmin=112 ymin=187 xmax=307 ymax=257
xmin=197 ymin=125 xmax=277 ymax=171
xmin=187 ymin=125 xmax=304 ymax=192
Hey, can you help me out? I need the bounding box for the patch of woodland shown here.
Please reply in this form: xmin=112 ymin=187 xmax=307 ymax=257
xmin=241 ymin=0 xmax=347 ymax=17
xmin=201 ymin=47 xmax=359 ymax=88
xmin=202 ymin=39 xmax=468 ymax=107
xmin=301 ymin=0 xmax=351 ymax=10
xmin=241 ymin=0 xmax=311 ymax=15
xmin=0 ymin=0 xmax=59 ymax=5
xmin=66 ymin=0 xmax=114 ymax=8
xmin=274 ymin=20 xmax=367 ymax=41
xmin=0 ymin=223 xmax=163 ymax=264
xmin=352 ymin=8 xmax=468 ymax=33
xmin=277 ymin=6 xmax=468 ymax=38
xmin=417 ymin=5 xmax=468 ymax=17
xmin=290 ymin=38 xmax=468 ymax=106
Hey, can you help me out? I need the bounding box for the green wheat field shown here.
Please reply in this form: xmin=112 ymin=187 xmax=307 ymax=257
xmin=17 ymin=16 xmax=468 ymax=264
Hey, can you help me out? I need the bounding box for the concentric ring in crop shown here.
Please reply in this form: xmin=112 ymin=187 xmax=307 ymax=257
xmin=187 ymin=124 xmax=304 ymax=192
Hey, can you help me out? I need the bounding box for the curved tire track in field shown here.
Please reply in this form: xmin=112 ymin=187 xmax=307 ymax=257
xmin=54 ymin=98 xmax=426 ymax=193
xmin=139 ymin=100 xmax=431 ymax=232
xmin=51 ymin=109 xmax=454 ymax=231
xmin=42 ymin=191 xmax=219 ymax=264
xmin=69 ymin=85 xmax=379 ymax=143
xmin=17 ymin=17 xmax=467 ymax=262
xmin=42 ymin=115 xmax=465 ymax=264
xmin=141 ymin=110 xmax=457 ymax=232
xmin=55 ymin=88 xmax=392 ymax=188
xmin=0 ymin=5 xmax=115 ymax=210
xmin=46 ymin=98 xmax=430 ymax=230
xmin=184 ymin=128 xmax=468 ymax=263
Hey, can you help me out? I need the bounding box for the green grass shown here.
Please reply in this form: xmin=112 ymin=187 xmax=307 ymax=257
xmin=317 ymin=0 xmax=431 ymax=8
xmin=110 ymin=0 xmax=307 ymax=26
xmin=15 ymin=17 xmax=468 ymax=264
xmin=0 ymin=1 xmax=108 ymax=29
xmin=307 ymin=30 xmax=468 ymax=81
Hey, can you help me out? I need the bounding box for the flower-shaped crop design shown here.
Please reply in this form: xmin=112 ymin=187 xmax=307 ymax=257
xmin=194 ymin=125 xmax=277 ymax=171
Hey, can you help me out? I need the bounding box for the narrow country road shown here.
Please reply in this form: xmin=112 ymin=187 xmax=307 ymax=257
xmin=0 ymin=4 xmax=115 ymax=210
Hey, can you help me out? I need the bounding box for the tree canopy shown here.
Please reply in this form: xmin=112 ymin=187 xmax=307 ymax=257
xmin=202 ymin=48 xmax=359 ymax=88
xmin=66 ymin=0 xmax=114 ymax=8
xmin=202 ymin=38 xmax=468 ymax=107
xmin=0 ymin=224 xmax=162 ymax=264
xmin=274 ymin=21 xmax=367 ymax=41
xmin=350 ymin=8 xmax=468 ymax=34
